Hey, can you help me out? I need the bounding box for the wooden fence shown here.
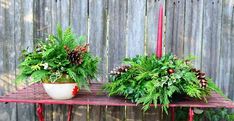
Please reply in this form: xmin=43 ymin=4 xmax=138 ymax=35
xmin=0 ymin=0 xmax=234 ymax=120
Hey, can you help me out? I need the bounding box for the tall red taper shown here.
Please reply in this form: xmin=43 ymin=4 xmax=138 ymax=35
xmin=156 ymin=5 xmax=163 ymax=59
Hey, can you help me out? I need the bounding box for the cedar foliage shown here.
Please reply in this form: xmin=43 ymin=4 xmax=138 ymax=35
xmin=16 ymin=25 xmax=99 ymax=89
xmin=104 ymin=54 xmax=224 ymax=113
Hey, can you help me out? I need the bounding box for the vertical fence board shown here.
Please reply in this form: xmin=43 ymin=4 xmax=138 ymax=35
xmin=201 ymin=0 xmax=213 ymax=76
xmin=215 ymin=0 xmax=223 ymax=87
xmin=106 ymin=106 xmax=125 ymax=121
xmin=53 ymin=105 xmax=69 ymax=121
xmin=126 ymin=106 xmax=142 ymax=121
xmin=51 ymin=0 xmax=57 ymax=34
xmin=219 ymin=0 xmax=232 ymax=96
xmin=72 ymin=105 xmax=87 ymax=121
xmin=183 ymin=0 xmax=192 ymax=56
xmin=89 ymin=0 xmax=107 ymax=82
xmin=172 ymin=0 xmax=185 ymax=57
xmin=171 ymin=0 xmax=178 ymax=54
xmin=0 ymin=0 xmax=3 ymax=75
xmin=210 ymin=0 xmax=222 ymax=83
xmin=61 ymin=0 xmax=70 ymax=28
xmin=89 ymin=106 xmax=106 ymax=121
xmin=228 ymin=1 xmax=234 ymax=102
xmin=70 ymin=0 xmax=88 ymax=37
xmin=127 ymin=0 xmax=145 ymax=57
xmin=39 ymin=0 xmax=52 ymax=37
xmin=3 ymin=0 xmax=17 ymax=120
xmin=143 ymin=107 xmax=162 ymax=121
xmin=165 ymin=0 xmax=174 ymax=53
xmin=108 ymin=0 xmax=127 ymax=71
xmin=0 ymin=0 xmax=17 ymax=120
xmin=191 ymin=0 xmax=203 ymax=68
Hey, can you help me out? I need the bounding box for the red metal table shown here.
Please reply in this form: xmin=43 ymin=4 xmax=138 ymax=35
xmin=0 ymin=83 xmax=234 ymax=121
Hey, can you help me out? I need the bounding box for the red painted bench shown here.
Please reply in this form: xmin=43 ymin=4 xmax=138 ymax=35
xmin=1 ymin=83 xmax=234 ymax=121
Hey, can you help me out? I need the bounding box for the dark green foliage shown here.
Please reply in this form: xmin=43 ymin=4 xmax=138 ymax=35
xmin=104 ymin=54 xmax=223 ymax=113
xmin=176 ymin=108 xmax=234 ymax=121
xmin=16 ymin=25 xmax=99 ymax=89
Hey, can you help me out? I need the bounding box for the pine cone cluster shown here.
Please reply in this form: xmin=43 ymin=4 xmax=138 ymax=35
xmin=110 ymin=65 xmax=131 ymax=76
xmin=64 ymin=44 xmax=89 ymax=65
xmin=191 ymin=68 xmax=207 ymax=88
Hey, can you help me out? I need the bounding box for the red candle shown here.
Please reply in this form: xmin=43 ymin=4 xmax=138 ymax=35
xmin=156 ymin=5 xmax=163 ymax=58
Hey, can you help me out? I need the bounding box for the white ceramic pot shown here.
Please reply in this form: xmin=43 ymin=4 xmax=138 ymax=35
xmin=43 ymin=83 xmax=79 ymax=100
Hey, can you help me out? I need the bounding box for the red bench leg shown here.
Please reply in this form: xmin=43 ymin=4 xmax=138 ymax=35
xmin=67 ymin=105 xmax=73 ymax=121
xmin=171 ymin=107 xmax=175 ymax=121
xmin=36 ymin=103 xmax=44 ymax=121
xmin=189 ymin=107 xmax=194 ymax=121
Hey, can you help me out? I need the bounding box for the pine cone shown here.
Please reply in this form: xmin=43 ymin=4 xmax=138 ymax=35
xmin=66 ymin=44 xmax=89 ymax=65
xmin=110 ymin=65 xmax=131 ymax=76
xmin=191 ymin=68 xmax=207 ymax=88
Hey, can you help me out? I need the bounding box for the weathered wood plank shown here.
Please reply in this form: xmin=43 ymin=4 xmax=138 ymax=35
xmin=72 ymin=105 xmax=87 ymax=121
xmin=219 ymin=0 xmax=232 ymax=96
xmin=70 ymin=0 xmax=88 ymax=37
xmin=229 ymin=3 xmax=234 ymax=101
xmin=4 ymin=0 xmax=17 ymax=119
xmin=190 ymin=0 xmax=203 ymax=68
xmin=89 ymin=0 xmax=107 ymax=82
xmin=165 ymin=0 xmax=174 ymax=53
xmin=172 ymin=0 xmax=185 ymax=57
xmin=106 ymin=106 xmax=125 ymax=121
xmin=143 ymin=107 xmax=161 ymax=121
xmin=127 ymin=0 xmax=145 ymax=57
xmin=89 ymin=106 xmax=106 ymax=121
xmin=60 ymin=0 xmax=70 ymax=28
xmin=147 ymin=0 xmax=165 ymax=55
xmin=52 ymin=104 xmax=66 ymax=121
xmin=183 ymin=0 xmax=193 ymax=57
xmin=38 ymin=0 xmax=52 ymax=38
xmin=215 ymin=0 xmax=223 ymax=87
xmin=171 ymin=0 xmax=178 ymax=55
xmin=126 ymin=106 xmax=143 ymax=121
xmin=108 ymin=0 xmax=127 ymax=71
xmin=0 ymin=0 xmax=18 ymax=121
xmin=0 ymin=0 xmax=3 ymax=75
xmin=201 ymin=0 xmax=213 ymax=76
xmin=51 ymin=0 xmax=58 ymax=34
xmin=209 ymin=0 xmax=220 ymax=83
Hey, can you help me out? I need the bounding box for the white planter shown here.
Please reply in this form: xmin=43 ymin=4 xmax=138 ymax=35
xmin=43 ymin=83 xmax=78 ymax=100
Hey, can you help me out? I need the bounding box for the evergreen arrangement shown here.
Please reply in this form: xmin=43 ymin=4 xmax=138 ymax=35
xmin=16 ymin=25 xmax=99 ymax=89
xmin=104 ymin=54 xmax=224 ymax=112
